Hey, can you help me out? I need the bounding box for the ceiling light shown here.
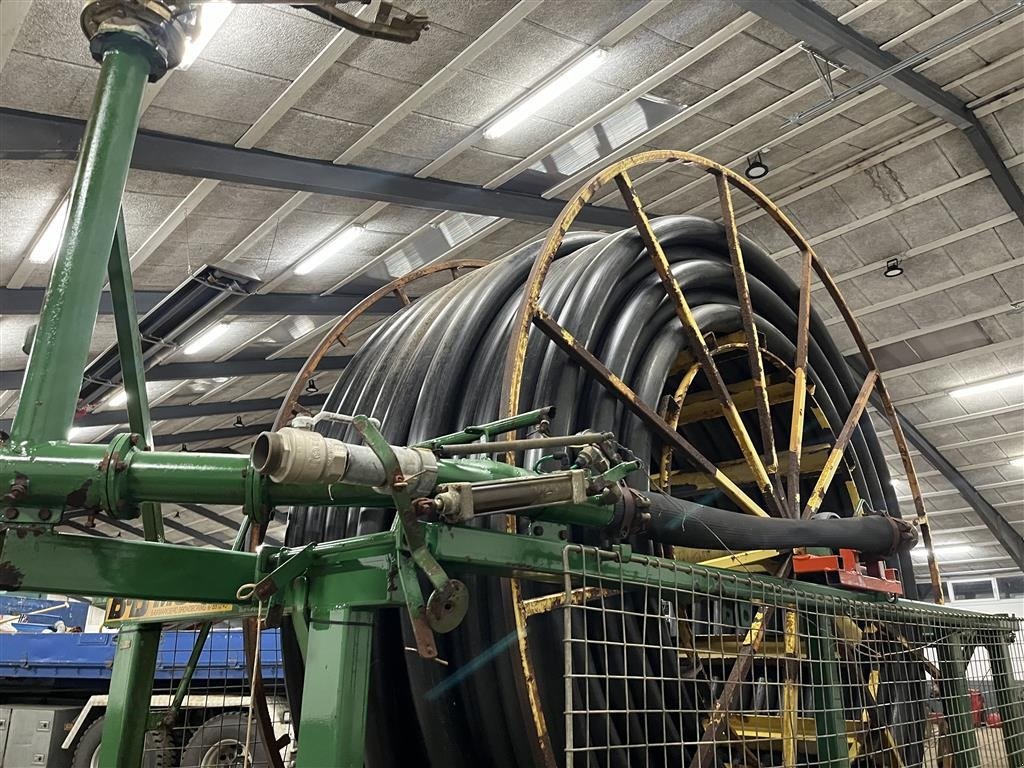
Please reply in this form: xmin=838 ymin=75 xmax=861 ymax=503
xmin=913 ymin=544 xmax=971 ymax=559
xmin=1010 ymin=457 xmax=1024 ymax=467
xmin=294 ymin=225 xmax=365 ymax=275
xmin=179 ymin=2 xmax=234 ymax=70
xmin=28 ymin=199 xmax=70 ymax=264
xmin=182 ymin=322 xmax=230 ymax=356
xmin=884 ymin=257 xmax=903 ymax=278
xmin=744 ymin=151 xmax=769 ymax=180
xmin=67 ymin=426 xmax=88 ymax=441
xmin=108 ymin=389 xmax=128 ymax=408
xmin=305 ymin=378 xmax=319 ymax=394
xmin=484 ymin=49 xmax=608 ymax=140
xmin=234 ymin=415 xmax=244 ymax=428
xmin=950 ymin=373 xmax=1024 ymax=399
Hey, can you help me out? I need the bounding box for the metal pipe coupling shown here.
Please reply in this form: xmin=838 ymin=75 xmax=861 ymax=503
xmin=252 ymin=428 xmax=437 ymax=496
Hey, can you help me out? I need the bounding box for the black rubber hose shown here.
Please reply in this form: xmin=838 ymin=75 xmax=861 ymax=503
xmin=282 ymin=214 xmax=911 ymax=767
xmin=643 ymin=494 xmax=918 ymax=556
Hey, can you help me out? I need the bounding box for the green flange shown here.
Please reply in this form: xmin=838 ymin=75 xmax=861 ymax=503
xmin=99 ymin=433 xmax=140 ymax=518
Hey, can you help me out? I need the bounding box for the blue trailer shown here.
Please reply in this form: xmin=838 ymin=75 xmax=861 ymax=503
xmin=0 ymin=597 xmax=289 ymax=767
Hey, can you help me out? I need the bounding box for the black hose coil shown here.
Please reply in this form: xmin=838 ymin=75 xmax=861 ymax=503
xmin=283 ymin=215 xmax=917 ymax=766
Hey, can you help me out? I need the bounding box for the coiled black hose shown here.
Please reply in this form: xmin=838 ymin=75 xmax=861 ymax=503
xmin=283 ymin=215 xmax=915 ymax=766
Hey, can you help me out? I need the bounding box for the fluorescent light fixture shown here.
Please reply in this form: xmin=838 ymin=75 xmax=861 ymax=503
xmin=294 ymin=225 xmax=364 ymax=275
xmin=183 ymin=322 xmax=230 ymax=356
xmin=179 ymin=2 xmax=234 ymax=69
xmin=1011 ymin=457 xmax=1024 ymax=467
xmin=67 ymin=426 xmax=88 ymax=441
xmin=950 ymin=373 xmax=1024 ymax=399
xmin=108 ymin=389 xmax=129 ymax=408
xmin=484 ymin=49 xmax=608 ymax=140
xmin=28 ymin=199 xmax=70 ymax=264
xmin=913 ymin=544 xmax=971 ymax=559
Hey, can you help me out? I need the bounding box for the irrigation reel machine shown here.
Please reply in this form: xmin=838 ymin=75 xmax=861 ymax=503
xmin=0 ymin=3 xmax=1021 ymax=767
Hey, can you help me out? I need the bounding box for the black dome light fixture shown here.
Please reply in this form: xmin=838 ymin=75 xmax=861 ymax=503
xmin=305 ymin=377 xmax=319 ymax=394
xmin=234 ymin=415 xmax=245 ymax=428
xmin=884 ymin=257 xmax=904 ymax=278
xmin=744 ymin=150 xmax=769 ymax=180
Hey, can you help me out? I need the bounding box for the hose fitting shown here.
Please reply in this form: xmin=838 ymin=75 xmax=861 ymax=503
xmin=252 ymin=428 xmax=437 ymax=496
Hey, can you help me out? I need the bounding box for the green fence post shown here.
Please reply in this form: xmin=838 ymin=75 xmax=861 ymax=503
xmin=937 ymin=634 xmax=983 ymax=768
xmin=296 ymin=606 xmax=374 ymax=768
xmin=986 ymin=634 xmax=1024 ymax=764
xmin=98 ymin=624 xmax=161 ymax=767
xmin=804 ymin=612 xmax=851 ymax=768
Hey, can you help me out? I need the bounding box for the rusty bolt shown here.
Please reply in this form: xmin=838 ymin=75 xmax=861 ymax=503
xmin=3 ymin=507 xmax=18 ymax=520
xmin=37 ymin=508 xmax=52 ymax=521
xmin=558 ymin=529 xmax=568 ymax=540
xmin=129 ymin=434 xmax=140 ymax=446
xmin=114 ymin=460 xmax=127 ymax=472
xmin=412 ymin=498 xmax=436 ymax=518
xmin=532 ymin=525 xmax=544 ymax=536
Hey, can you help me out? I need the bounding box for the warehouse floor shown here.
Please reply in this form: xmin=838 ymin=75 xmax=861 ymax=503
xmin=923 ymin=725 xmax=1011 ymax=767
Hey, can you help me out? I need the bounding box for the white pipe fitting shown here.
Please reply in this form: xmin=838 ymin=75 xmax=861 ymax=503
xmin=252 ymin=427 xmax=437 ymax=496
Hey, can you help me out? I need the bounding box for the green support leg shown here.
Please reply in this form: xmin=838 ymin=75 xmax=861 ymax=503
xmin=98 ymin=624 xmax=161 ymax=767
xmin=986 ymin=637 xmax=1024 ymax=764
xmin=9 ymin=41 xmax=150 ymax=444
xmin=804 ymin=613 xmax=850 ymax=768
xmin=296 ymin=606 xmax=374 ymax=768
xmin=107 ymin=209 xmax=164 ymax=541
xmin=937 ymin=635 xmax=983 ymax=768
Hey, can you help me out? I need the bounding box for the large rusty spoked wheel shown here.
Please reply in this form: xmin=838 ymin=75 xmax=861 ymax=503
xmin=271 ymin=258 xmax=488 ymax=433
xmin=496 ymin=150 xmax=940 ymax=765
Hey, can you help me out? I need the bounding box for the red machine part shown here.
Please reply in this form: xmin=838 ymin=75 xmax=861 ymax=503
xmin=792 ymin=548 xmax=904 ymax=596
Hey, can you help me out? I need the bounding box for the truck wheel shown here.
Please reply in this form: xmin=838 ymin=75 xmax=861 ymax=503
xmin=71 ymin=716 xmax=177 ymax=768
xmin=179 ymin=712 xmax=269 ymax=767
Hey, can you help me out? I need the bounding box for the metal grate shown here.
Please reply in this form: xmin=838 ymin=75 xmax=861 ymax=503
xmin=562 ymin=545 xmax=1024 ymax=767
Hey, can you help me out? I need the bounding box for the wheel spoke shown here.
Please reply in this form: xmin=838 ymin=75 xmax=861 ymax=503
xmin=715 ymin=174 xmax=780 ymax=476
xmin=788 ymin=247 xmax=814 ymax=518
xmin=802 ymin=370 xmax=878 ymax=519
xmin=533 ymin=310 xmax=769 ymax=518
xmin=875 ymin=376 xmax=944 ymax=601
xmin=614 ymin=170 xmax=783 ymax=517
xmin=658 ymin=363 xmax=702 ymax=488
xmin=716 ymin=172 xmax=788 ymax=513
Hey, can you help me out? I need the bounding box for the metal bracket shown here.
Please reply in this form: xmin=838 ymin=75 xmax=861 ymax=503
xmin=415 ymin=405 xmax=555 ymax=449
xmin=593 ymin=459 xmax=641 ymax=488
xmin=354 ymin=416 xmax=467 ymax=658
xmin=246 ymin=543 xmax=316 ymax=603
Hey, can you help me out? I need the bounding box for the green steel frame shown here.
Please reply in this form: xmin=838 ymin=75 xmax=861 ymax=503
xmin=0 ymin=10 xmax=1021 ymax=768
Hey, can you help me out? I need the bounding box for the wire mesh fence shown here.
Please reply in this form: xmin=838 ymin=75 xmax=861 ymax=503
xmin=562 ymin=545 xmax=1024 ymax=768
xmin=136 ymin=622 xmax=292 ymax=767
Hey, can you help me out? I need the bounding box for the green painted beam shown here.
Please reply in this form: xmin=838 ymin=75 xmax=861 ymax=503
xmin=98 ymin=625 xmax=161 ymax=768
xmin=108 ymin=209 xmax=164 ymax=542
xmin=10 ymin=44 xmax=150 ymax=444
xmin=0 ymin=530 xmax=256 ymax=603
xmin=297 ymin=605 xmax=374 ymax=768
